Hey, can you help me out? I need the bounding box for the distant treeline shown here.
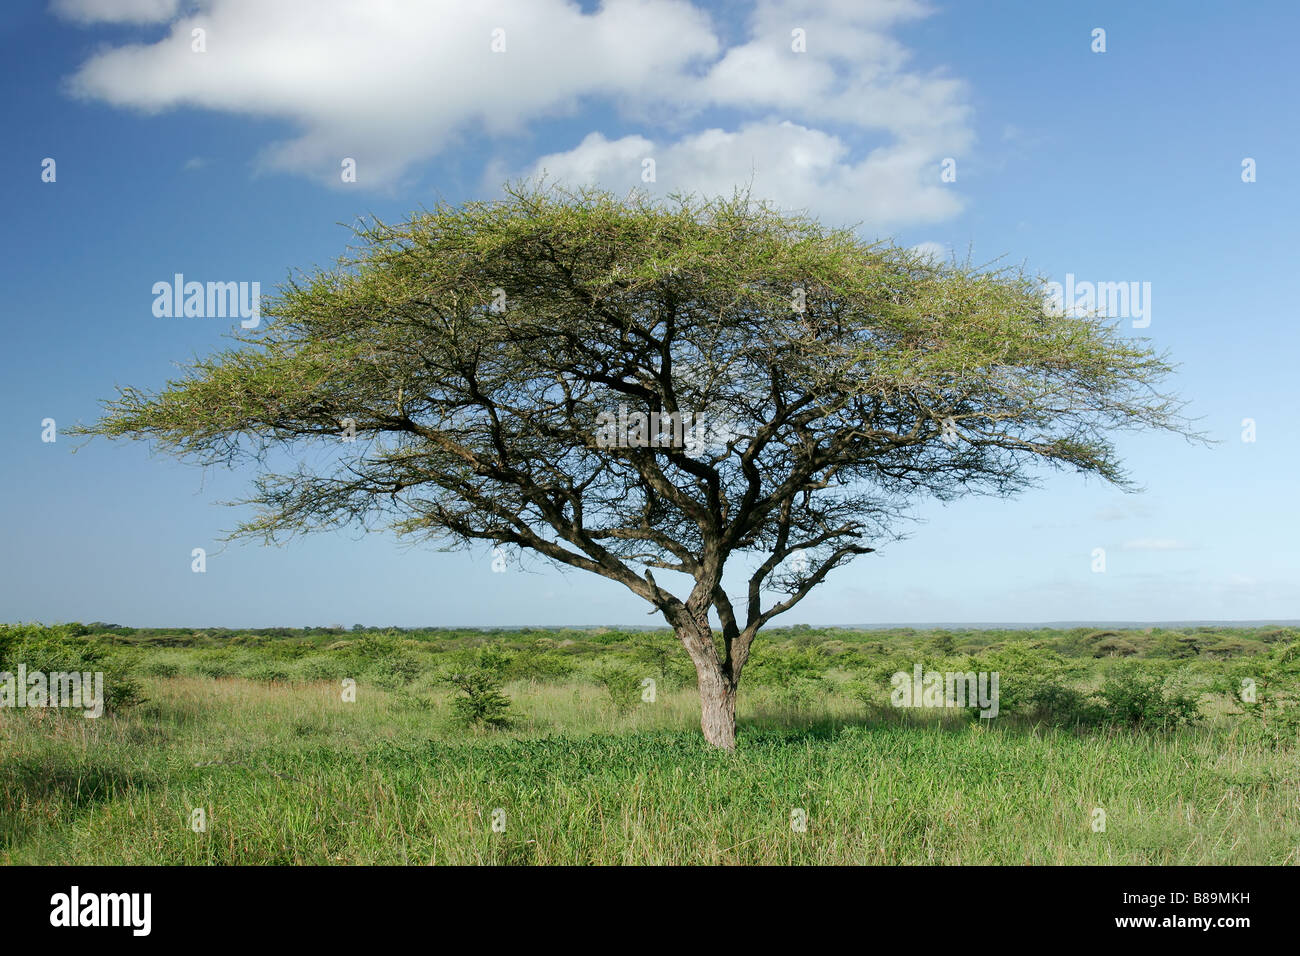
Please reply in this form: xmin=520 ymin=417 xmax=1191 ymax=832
xmin=35 ymin=621 xmax=1300 ymax=660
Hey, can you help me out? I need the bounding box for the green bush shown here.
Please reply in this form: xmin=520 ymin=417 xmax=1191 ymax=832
xmin=439 ymin=650 xmax=514 ymax=728
xmin=246 ymin=662 xmax=293 ymax=683
xmin=971 ymin=643 xmax=1087 ymax=723
xmin=192 ymin=650 xmax=240 ymax=679
xmin=504 ymin=645 xmax=577 ymax=683
xmin=352 ymin=633 xmax=423 ymax=690
xmin=1094 ymin=663 xmax=1201 ymax=728
xmin=745 ymin=646 xmax=829 ymax=687
xmin=1024 ymin=682 xmax=1101 ymax=726
xmin=137 ymin=658 xmax=180 ymax=678
xmin=764 ymin=675 xmax=829 ymax=713
xmin=1231 ymin=641 xmax=1300 ymax=743
xmin=629 ymin=635 xmax=694 ymax=689
xmin=592 ymin=664 xmax=645 ymax=715
xmin=0 ymin=622 xmax=144 ymax=714
xmin=294 ymin=654 xmax=354 ymax=682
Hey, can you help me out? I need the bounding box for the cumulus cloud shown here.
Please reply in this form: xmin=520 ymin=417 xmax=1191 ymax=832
xmin=520 ymin=121 xmax=962 ymax=227
xmin=60 ymin=0 xmax=973 ymax=227
xmin=64 ymin=0 xmax=719 ymax=185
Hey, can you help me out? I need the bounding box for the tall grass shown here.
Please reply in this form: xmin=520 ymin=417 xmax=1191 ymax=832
xmin=3 ymin=672 xmax=1296 ymax=865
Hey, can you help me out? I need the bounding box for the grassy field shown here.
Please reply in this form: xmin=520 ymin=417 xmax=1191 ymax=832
xmin=2 ymin=623 xmax=1298 ymax=865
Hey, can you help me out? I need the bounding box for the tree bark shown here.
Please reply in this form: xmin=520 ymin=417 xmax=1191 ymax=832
xmin=697 ymin=667 xmax=737 ymax=751
xmin=672 ymin=609 xmax=738 ymax=750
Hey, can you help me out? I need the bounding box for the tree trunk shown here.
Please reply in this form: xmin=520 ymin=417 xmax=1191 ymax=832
xmin=697 ymin=668 xmax=738 ymax=751
xmin=673 ymin=614 xmax=738 ymax=750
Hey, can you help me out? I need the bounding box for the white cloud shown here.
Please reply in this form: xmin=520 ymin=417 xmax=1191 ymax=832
xmin=521 ymin=121 xmax=962 ymax=227
xmin=61 ymin=0 xmax=973 ymax=227
xmin=65 ymin=0 xmax=719 ymax=186
xmin=910 ymin=241 xmax=948 ymax=261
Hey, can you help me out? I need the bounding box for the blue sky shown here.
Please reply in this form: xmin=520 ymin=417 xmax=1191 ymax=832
xmin=2 ymin=0 xmax=1297 ymax=628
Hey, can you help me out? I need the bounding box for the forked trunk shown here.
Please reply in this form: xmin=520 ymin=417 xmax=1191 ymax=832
xmin=698 ymin=669 xmax=738 ymax=751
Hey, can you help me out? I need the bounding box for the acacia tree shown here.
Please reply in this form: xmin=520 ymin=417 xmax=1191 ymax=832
xmin=77 ymin=185 xmax=1195 ymax=749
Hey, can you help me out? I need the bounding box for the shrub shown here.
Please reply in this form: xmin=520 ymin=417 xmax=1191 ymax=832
xmin=1231 ymin=641 xmax=1300 ymax=743
xmin=192 ymin=650 xmax=239 ymax=679
xmin=1094 ymin=663 xmax=1201 ymax=728
xmin=246 ymin=662 xmax=293 ymax=684
xmin=927 ymin=632 xmax=956 ymax=655
xmin=745 ymin=646 xmax=829 ymax=687
xmin=504 ymin=645 xmax=576 ymax=683
xmin=971 ymin=643 xmax=1087 ymax=722
xmin=592 ymin=664 xmax=645 ymax=715
xmin=0 ymin=622 xmax=144 ymax=713
xmin=765 ymin=675 xmax=829 ymax=713
xmin=439 ymin=649 xmax=514 ymax=728
xmin=1093 ymin=637 xmax=1140 ymax=658
xmin=293 ymin=654 xmax=354 ymax=682
xmin=629 ymin=635 xmax=694 ymax=689
xmin=352 ymin=633 xmax=423 ymax=690
xmin=1025 ymin=683 xmax=1101 ymax=726
xmin=843 ymin=678 xmax=893 ymax=719
xmin=138 ymin=658 xmax=180 ymax=678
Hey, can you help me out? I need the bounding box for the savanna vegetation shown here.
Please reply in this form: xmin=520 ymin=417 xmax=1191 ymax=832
xmin=3 ymin=621 xmax=1297 ymax=865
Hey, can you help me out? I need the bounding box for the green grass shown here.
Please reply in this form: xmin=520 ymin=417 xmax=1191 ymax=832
xmin=4 ymin=671 xmax=1297 ymax=865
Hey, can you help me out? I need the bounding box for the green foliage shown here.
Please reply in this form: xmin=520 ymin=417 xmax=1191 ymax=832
xmin=763 ymin=675 xmax=830 ymax=713
xmin=245 ymin=661 xmax=294 ymax=684
xmin=966 ymin=643 xmax=1084 ymax=722
xmin=1231 ymin=641 xmax=1300 ymax=743
xmin=352 ymin=633 xmax=422 ymax=690
xmin=591 ymin=664 xmax=646 ymax=715
xmin=192 ymin=649 xmax=243 ymax=679
xmin=744 ymin=647 xmax=832 ymax=714
xmin=501 ymin=643 xmax=577 ymax=684
xmin=293 ymin=654 xmax=354 ymax=682
xmin=1093 ymin=637 xmax=1140 ymax=658
xmin=745 ymin=646 xmax=829 ymax=687
xmin=438 ymin=649 xmax=514 ymax=728
xmin=927 ymin=632 xmax=956 ymax=655
xmin=629 ymin=635 xmax=693 ymax=689
xmin=1093 ymin=664 xmax=1201 ymax=728
xmin=137 ymin=658 xmax=180 ymax=678
xmin=0 ymin=623 xmax=144 ymax=713
xmin=1148 ymin=631 xmax=1201 ymax=659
